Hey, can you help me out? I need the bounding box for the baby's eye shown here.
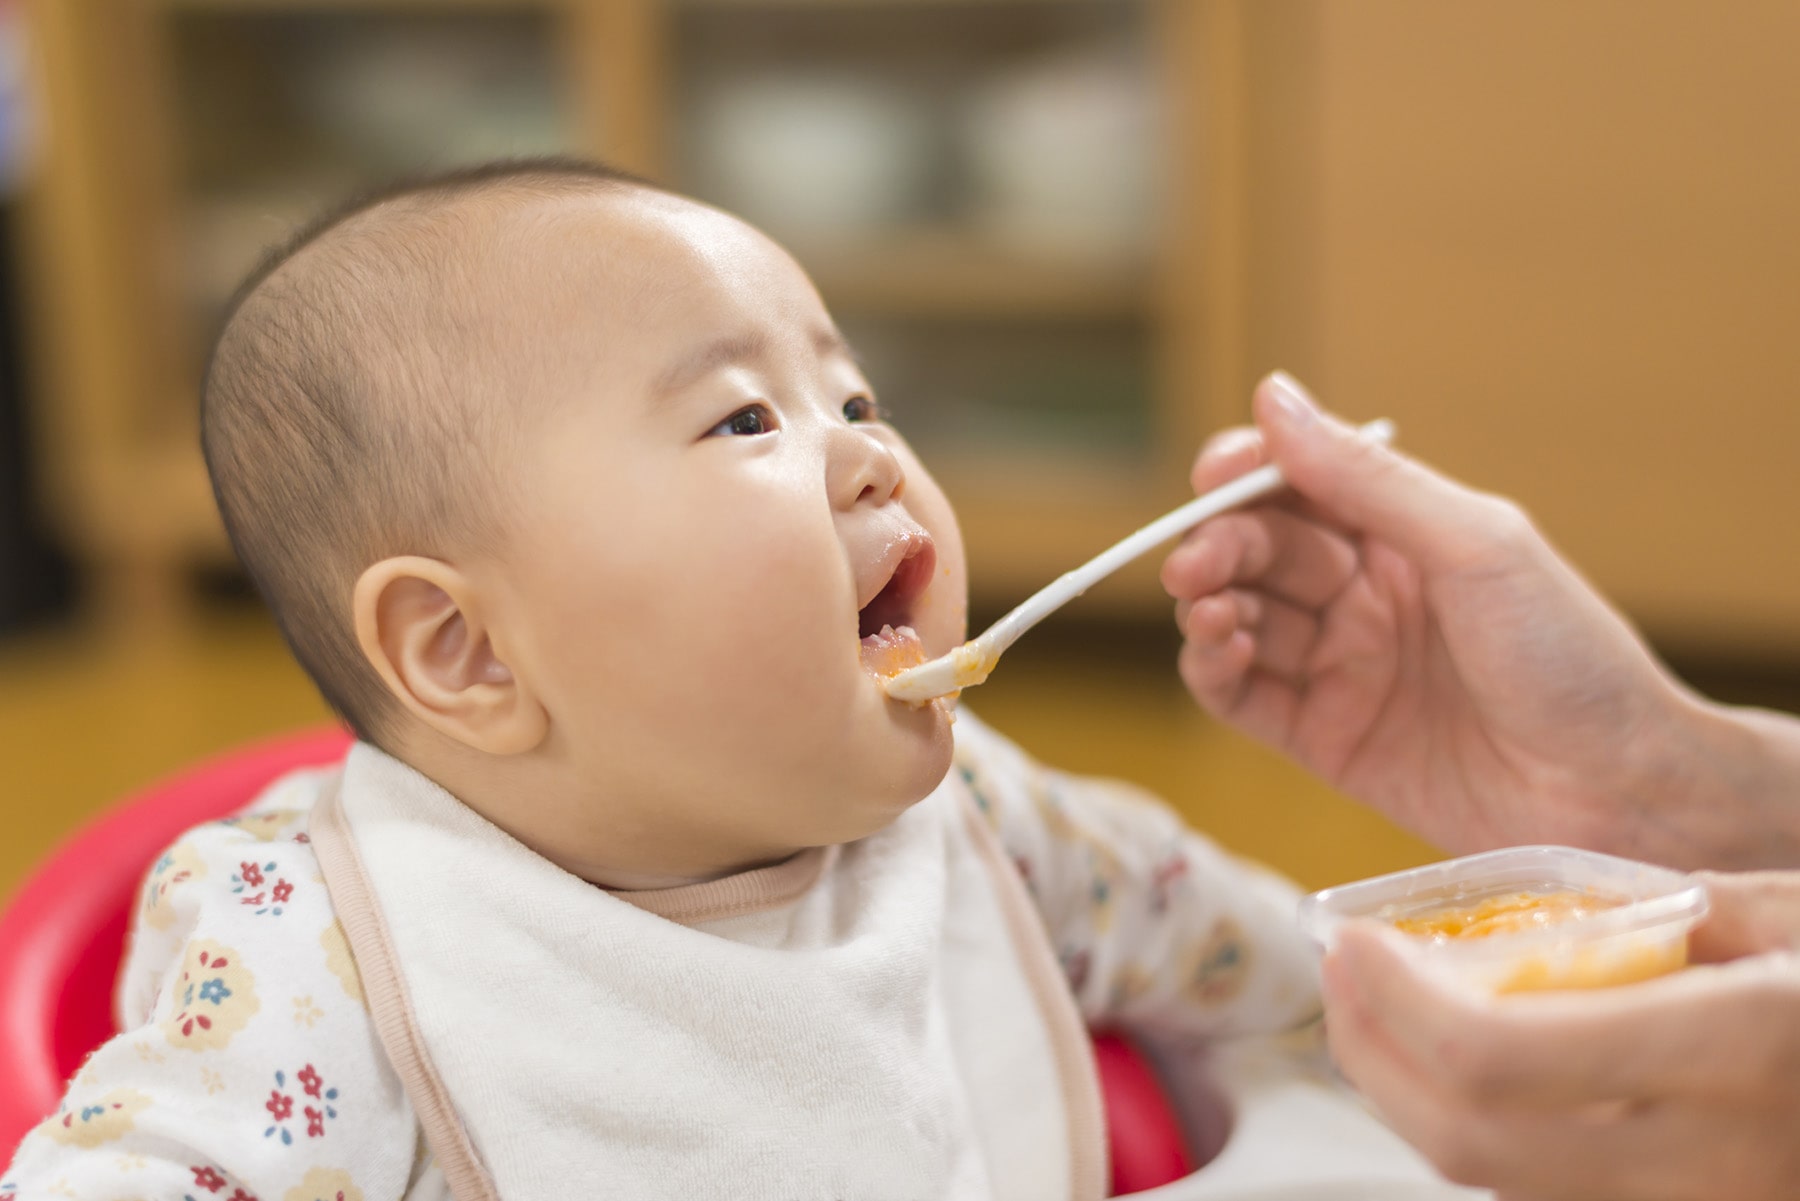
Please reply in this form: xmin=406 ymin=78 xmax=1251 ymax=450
xmin=708 ymin=404 xmax=775 ymax=438
xmin=843 ymin=395 xmax=888 ymax=424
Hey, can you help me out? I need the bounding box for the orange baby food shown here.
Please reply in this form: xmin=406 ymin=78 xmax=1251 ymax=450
xmin=1495 ymin=941 xmax=1687 ymax=993
xmin=1388 ymin=888 xmax=1688 ymax=992
xmin=1391 ymin=889 xmax=1621 ymax=940
xmin=860 ymin=624 xmax=926 ymax=679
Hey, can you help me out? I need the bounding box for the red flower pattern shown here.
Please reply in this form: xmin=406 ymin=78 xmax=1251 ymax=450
xmin=265 ymin=1089 xmax=293 ymax=1121
xmin=190 ymin=1165 xmax=226 ymax=1192
xmin=271 ymin=879 xmax=294 ymax=904
xmin=264 ymin=1063 xmax=338 ymax=1145
xmin=238 ymin=861 xmax=264 ymax=887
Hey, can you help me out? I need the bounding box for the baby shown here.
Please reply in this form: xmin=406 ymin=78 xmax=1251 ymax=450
xmin=2 ymin=161 xmax=1458 ymax=1201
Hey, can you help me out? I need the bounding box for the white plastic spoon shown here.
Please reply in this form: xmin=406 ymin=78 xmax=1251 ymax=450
xmin=883 ymin=418 xmax=1397 ymax=704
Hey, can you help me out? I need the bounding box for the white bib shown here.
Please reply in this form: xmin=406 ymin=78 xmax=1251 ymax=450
xmin=311 ymin=744 xmax=1106 ymax=1201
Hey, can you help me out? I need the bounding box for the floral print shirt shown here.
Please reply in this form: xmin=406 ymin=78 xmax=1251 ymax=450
xmin=1 ymin=714 xmax=1318 ymax=1200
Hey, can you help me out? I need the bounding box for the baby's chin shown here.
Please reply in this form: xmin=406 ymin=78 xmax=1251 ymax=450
xmin=807 ymin=699 xmax=955 ymax=843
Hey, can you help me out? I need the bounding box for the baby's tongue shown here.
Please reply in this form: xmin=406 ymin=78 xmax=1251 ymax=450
xmin=860 ymin=624 xmax=925 ymax=679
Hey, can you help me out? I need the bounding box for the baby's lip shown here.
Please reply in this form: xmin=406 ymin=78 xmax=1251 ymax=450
xmin=857 ymin=529 xmax=937 ymax=639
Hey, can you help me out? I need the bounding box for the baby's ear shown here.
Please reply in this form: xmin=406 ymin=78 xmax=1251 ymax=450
xmin=352 ymin=556 xmax=547 ymax=755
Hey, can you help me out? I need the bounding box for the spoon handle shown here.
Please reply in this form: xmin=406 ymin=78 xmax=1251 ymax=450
xmin=982 ymin=418 xmax=1396 ymax=656
xmin=883 ymin=418 xmax=1394 ymax=703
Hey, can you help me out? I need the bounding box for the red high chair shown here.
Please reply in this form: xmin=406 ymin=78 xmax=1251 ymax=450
xmin=0 ymin=729 xmax=1193 ymax=1193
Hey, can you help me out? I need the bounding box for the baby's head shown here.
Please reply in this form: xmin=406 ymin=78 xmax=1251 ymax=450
xmin=203 ymin=159 xmax=967 ymax=885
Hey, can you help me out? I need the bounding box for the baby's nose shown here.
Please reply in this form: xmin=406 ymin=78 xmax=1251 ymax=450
xmin=830 ymin=427 xmax=905 ymax=510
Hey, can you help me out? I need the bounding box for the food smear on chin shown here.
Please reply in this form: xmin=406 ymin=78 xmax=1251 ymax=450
xmin=861 ymin=624 xmax=927 ymax=679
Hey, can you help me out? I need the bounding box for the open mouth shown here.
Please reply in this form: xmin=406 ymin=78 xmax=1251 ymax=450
xmin=858 ymin=536 xmax=936 ymax=641
xmin=857 ymin=534 xmax=936 ymax=678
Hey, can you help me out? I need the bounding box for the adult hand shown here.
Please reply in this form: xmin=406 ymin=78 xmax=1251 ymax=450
xmin=1161 ymin=372 xmax=1798 ymax=869
xmin=1321 ymin=872 xmax=1800 ymax=1200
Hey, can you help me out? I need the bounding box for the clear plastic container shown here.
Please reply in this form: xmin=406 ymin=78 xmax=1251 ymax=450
xmin=1298 ymin=846 xmax=1710 ymax=993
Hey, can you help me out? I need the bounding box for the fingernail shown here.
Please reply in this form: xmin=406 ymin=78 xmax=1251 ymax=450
xmin=1267 ymin=371 xmax=1319 ymax=426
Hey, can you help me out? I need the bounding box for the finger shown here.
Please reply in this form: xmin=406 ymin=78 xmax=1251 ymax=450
xmin=1174 ymin=590 xmax=1262 ymax=652
xmin=1255 ymin=372 xmax=1530 ymax=576
xmin=1177 ymin=587 xmax=1320 ymax=689
xmin=1321 ymin=948 xmax=1549 ymax=1193
xmin=1189 ymin=425 xmax=1268 ymax=494
xmin=1162 ymin=507 xmax=1362 ymax=610
xmin=1176 ymin=642 xmax=1300 ymax=748
xmin=1175 ymin=615 xmax=1255 ymax=707
xmin=1187 ymin=407 xmax=1363 ymax=533
xmin=1218 ymin=590 xmax=1322 ymax=681
xmin=1333 ymin=922 xmax=1799 ymax=1106
xmin=1689 ymin=870 xmax=1800 ymax=962
xmin=1324 ymin=946 xmax=1720 ymax=1200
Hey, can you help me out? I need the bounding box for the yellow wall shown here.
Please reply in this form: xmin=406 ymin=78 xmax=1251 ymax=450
xmin=1245 ymin=0 xmax=1800 ymax=655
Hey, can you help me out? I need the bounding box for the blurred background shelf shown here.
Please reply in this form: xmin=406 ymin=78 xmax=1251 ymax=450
xmin=21 ymin=0 xmax=1223 ymax=634
xmin=20 ymin=0 xmax=1800 ymax=658
xmin=808 ymin=234 xmax=1147 ymax=321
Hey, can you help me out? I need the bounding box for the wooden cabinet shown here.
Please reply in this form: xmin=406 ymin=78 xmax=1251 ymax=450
xmin=19 ymin=0 xmax=1241 ymax=634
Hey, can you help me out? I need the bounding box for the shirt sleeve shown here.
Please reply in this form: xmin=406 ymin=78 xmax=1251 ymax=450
xmin=952 ymin=710 xmax=1322 ymax=1041
xmin=2 ymin=770 xmax=426 ymax=1201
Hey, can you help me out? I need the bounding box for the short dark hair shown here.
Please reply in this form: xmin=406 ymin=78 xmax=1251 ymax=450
xmin=201 ymin=157 xmax=658 ymax=744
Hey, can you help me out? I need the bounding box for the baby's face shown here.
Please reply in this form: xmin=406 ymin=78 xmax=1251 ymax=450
xmin=476 ymin=189 xmax=966 ymax=872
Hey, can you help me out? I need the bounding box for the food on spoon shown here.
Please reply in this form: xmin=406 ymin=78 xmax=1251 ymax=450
xmin=947 ymin=640 xmax=1000 ymax=690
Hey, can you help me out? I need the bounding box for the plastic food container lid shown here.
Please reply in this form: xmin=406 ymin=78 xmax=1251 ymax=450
xmin=1298 ymin=845 xmax=1710 ymax=993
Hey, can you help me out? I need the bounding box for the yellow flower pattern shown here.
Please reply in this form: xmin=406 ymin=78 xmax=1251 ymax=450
xmin=284 ymin=1166 xmax=365 ymax=1201
xmin=225 ymin=809 xmax=303 ymax=843
xmin=1183 ymin=917 xmax=1252 ymax=1007
xmin=320 ymin=919 xmax=365 ymax=1007
xmin=143 ymin=841 xmax=207 ymax=931
xmin=39 ymin=1089 xmax=150 ymax=1148
xmin=163 ymin=939 xmax=260 ymax=1051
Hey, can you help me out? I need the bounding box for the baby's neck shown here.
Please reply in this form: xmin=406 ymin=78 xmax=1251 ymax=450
xmin=395 ymin=733 xmax=806 ymax=892
xmin=598 ymin=850 xmax=804 ymax=894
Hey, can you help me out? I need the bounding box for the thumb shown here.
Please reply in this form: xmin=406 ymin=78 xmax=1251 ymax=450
xmin=1254 ymin=372 xmax=1515 ymax=574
